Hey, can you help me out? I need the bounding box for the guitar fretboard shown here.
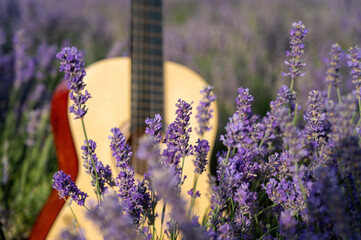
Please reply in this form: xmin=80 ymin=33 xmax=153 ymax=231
xmin=131 ymin=0 xmax=163 ymax=173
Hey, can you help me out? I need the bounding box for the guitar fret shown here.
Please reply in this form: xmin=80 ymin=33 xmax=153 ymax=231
xmin=132 ymin=2 xmax=162 ymax=13
xmin=133 ymin=54 xmax=163 ymax=62
xmin=132 ymin=30 xmax=162 ymax=39
xmin=132 ymin=63 xmax=163 ymax=71
xmin=131 ymin=42 xmax=162 ymax=50
xmin=132 ymin=17 xmax=162 ymax=26
xmin=132 ymin=77 xmax=163 ymax=87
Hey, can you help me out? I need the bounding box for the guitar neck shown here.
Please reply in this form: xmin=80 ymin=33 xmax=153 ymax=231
xmin=131 ymin=0 xmax=164 ymax=130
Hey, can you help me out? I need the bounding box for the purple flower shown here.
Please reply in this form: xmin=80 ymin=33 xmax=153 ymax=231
xmin=145 ymin=114 xmax=163 ymax=144
xmin=13 ymin=30 xmax=34 ymax=90
xmin=306 ymin=167 xmax=351 ymax=238
xmin=86 ymin=195 xmax=138 ymax=240
xmin=282 ymin=21 xmax=308 ymax=85
xmin=109 ymin=127 xmax=132 ymax=168
xmin=193 ymin=139 xmax=210 ymax=174
xmin=303 ymin=90 xmax=327 ymax=149
xmin=187 ymin=188 xmax=201 ymax=199
xmin=325 ymin=43 xmax=342 ymax=88
xmin=279 ymin=210 xmax=297 ymax=238
xmin=196 ymin=85 xmax=216 ymax=136
xmin=220 ymin=87 xmax=260 ymax=153
xmin=116 ymin=162 xmax=152 ymax=225
xmin=56 ymin=46 xmax=90 ymax=119
xmin=81 ymin=139 xmax=115 ymax=195
xmin=162 ymin=99 xmax=193 ymax=182
xmin=52 ymin=170 xmax=88 ymax=206
xmin=346 ymin=46 xmax=361 ymax=98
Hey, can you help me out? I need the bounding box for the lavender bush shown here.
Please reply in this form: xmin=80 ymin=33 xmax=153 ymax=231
xmin=2 ymin=0 xmax=361 ymax=239
xmin=53 ymin=21 xmax=361 ymax=239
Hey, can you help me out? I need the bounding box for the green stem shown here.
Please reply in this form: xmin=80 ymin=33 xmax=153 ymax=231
xmin=160 ymin=201 xmax=166 ymax=240
xmin=293 ymin=103 xmax=299 ymax=127
xmin=252 ymin=203 xmax=279 ymax=223
xmin=178 ymin=156 xmax=186 ymax=194
xmin=295 ymin=163 xmax=307 ymax=201
xmin=81 ymin=118 xmax=101 ymax=203
xmin=327 ymin=85 xmax=331 ymax=99
xmin=259 ymin=225 xmax=279 ymax=240
xmin=336 ymin=87 xmax=342 ymax=103
xmin=187 ymin=173 xmax=200 ymax=219
xmin=290 ymin=77 xmax=295 ymax=92
xmin=65 ymin=198 xmax=85 ymax=240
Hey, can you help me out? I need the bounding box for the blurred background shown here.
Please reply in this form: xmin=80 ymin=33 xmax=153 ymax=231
xmin=1 ymin=0 xmax=361 ymax=238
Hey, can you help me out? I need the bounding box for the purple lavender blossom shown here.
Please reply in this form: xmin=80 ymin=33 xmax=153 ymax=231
xmin=109 ymin=127 xmax=132 ymax=168
xmin=195 ymin=85 xmax=216 ymax=136
xmin=25 ymin=109 xmax=41 ymax=147
xmin=81 ymin=139 xmax=115 ymax=195
xmin=306 ymin=167 xmax=351 ymax=239
xmin=13 ymin=30 xmax=34 ymax=90
xmin=261 ymin=85 xmax=296 ymax=150
xmin=145 ymin=114 xmax=163 ymax=144
xmin=86 ymin=195 xmax=138 ymax=240
xmin=220 ymin=87 xmax=259 ymax=152
xmin=283 ymin=21 xmax=308 ymax=89
xmin=325 ymin=43 xmax=342 ymax=89
xmin=56 ymin=46 xmax=90 ymax=119
xmin=193 ymin=139 xmax=210 ymax=174
xmin=187 ymin=188 xmax=201 ymax=199
xmin=277 ymin=107 xmax=308 ymax=163
xmin=346 ymin=46 xmax=361 ymax=98
xmin=279 ymin=210 xmax=297 ymax=238
xmin=162 ymin=99 xmax=193 ymax=185
xmin=52 ymin=170 xmax=88 ymax=206
xmin=303 ymin=90 xmax=327 ymax=149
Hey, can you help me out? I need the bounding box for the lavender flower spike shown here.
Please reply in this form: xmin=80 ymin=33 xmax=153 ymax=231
xmin=109 ymin=127 xmax=132 ymax=168
xmin=145 ymin=114 xmax=163 ymax=144
xmin=283 ymin=21 xmax=308 ymax=90
xmin=52 ymin=170 xmax=88 ymax=206
xmin=347 ymin=46 xmax=361 ymax=99
xmin=193 ymin=139 xmax=210 ymax=175
xmin=196 ymin=86 xmax=216 ymax=136
xmin=81 ymin=139 xmax=115 ymax=195
xmin=325 ymin=43 xmax=342 ymax=89
xmin=56 ymin=46 xmax=91 ymax=119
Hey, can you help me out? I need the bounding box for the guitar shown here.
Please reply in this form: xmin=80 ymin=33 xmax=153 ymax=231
xmin=30 ymin=0 xmax=217 ymax=239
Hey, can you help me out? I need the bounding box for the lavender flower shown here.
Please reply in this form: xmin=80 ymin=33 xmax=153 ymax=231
xmin=162 ymin=99 xmax=193 ymax=183
xmin=325 ymin=43 xmax=342 ymax=89
xmin=109 ymin=127 xmax=132 ymax=168
xmin=283 ymin=21 xmax=308 ymax=90
xmin=25 ymin=109 xmax=41 ymax=147
xmin=303 ymin=90 xmax=327 ymax=149
xmin=145 ymin=114 xmax=163 ymax=144
xmin=52 ymin=170 xmax=88 ymax=206
xmin=13 ymin=30 xmax=34 ymax=90
xmin=86 ymin=195 xmax=138 ymax=240
xmin=220 ymin=87 xmax=258 ymax=152
xmin=306 ymin=167 xmax=350 ymax=238
xmin=56 ymin=46 xmax=90 ymax=119
xmin=347 ymin=46 xmax=361 ymax=98
xmin=193 ymin=139 xmax=210 ymax=174
xmin=279 ymin=210 xmax=297 ymax=238
xmin=81 ymin=139 xmax=115 ymax=195
xmin=195 ymin=85 xmax=216 ymax=136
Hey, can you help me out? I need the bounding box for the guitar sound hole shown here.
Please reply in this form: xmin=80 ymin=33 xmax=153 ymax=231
xmin=127 ymin=128 xmax=148 ymax=175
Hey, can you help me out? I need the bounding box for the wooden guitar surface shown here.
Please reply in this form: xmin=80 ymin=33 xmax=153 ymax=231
xmin=41 ymin=57 xmax=217 ymax=239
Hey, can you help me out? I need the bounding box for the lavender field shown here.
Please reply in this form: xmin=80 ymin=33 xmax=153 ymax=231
xmin=1 ymin=0 xmax=361 ymax=239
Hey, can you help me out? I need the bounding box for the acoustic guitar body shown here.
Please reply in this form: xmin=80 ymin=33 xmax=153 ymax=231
xmin=42 ymin=57 xmax=217 ymax=239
